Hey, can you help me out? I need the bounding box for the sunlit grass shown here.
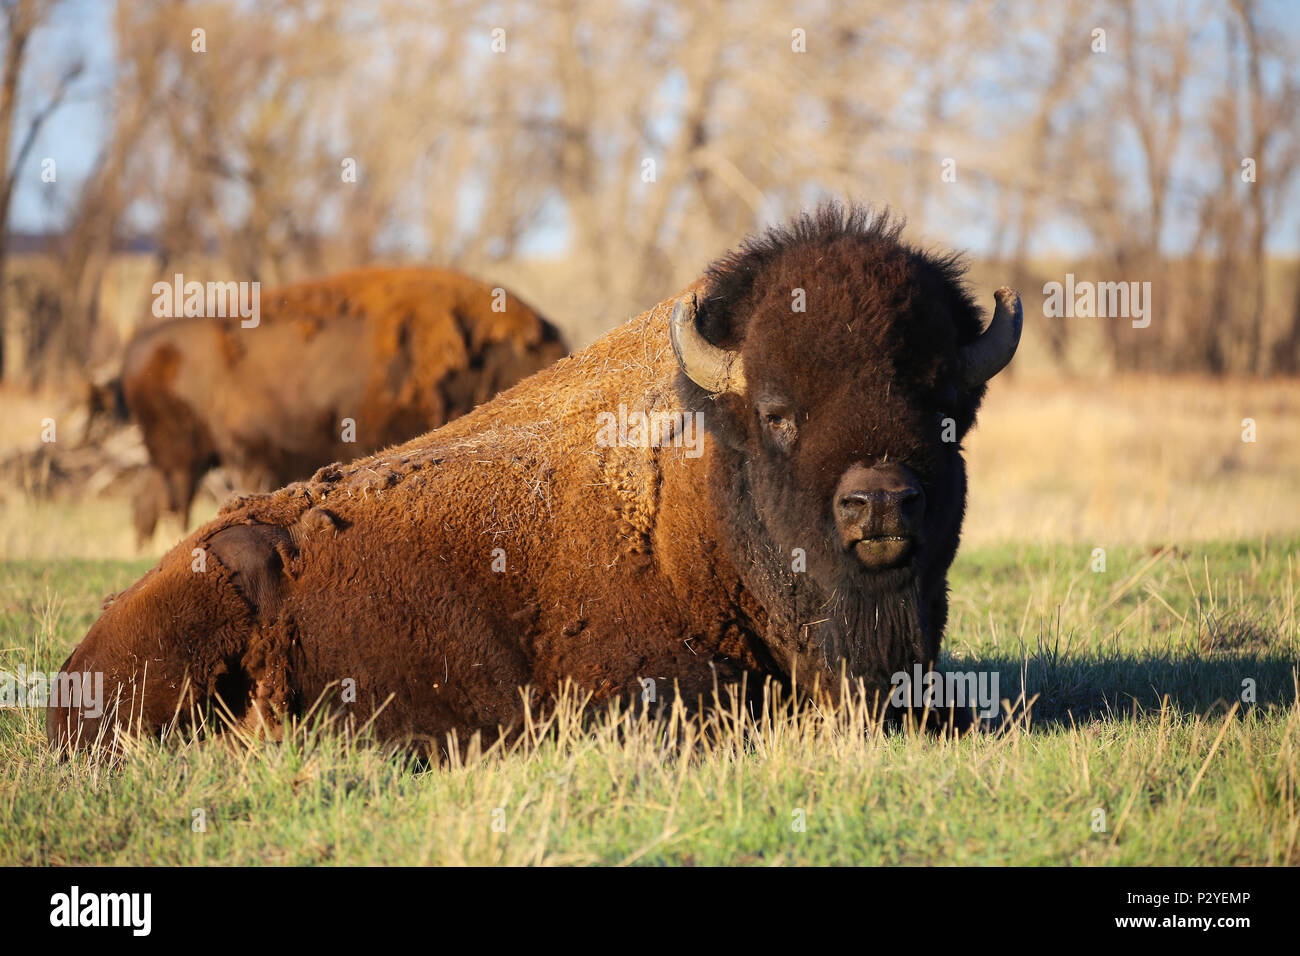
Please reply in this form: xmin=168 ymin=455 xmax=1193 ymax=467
xmin=2 ymin=537 xmax=1296 ymax=865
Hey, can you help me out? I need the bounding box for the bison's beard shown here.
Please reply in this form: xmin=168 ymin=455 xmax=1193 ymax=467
xmin=819 ymin=568 xmax=928 ymax=698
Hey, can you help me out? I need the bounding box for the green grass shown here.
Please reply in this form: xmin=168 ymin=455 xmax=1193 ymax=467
xmin=1 ymin=539 xmax=1297 ymax=866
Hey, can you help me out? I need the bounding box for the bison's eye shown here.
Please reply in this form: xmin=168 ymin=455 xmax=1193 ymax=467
xmin=757 ymin=401 xmax=798 ymax=453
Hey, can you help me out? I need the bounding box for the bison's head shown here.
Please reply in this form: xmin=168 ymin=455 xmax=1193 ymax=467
xmin=671 ymin=204 xmax=1021 ymax=689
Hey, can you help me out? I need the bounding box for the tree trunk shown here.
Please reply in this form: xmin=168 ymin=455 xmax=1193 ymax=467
xmin=0 ymin=0 xmax=36 ymax=381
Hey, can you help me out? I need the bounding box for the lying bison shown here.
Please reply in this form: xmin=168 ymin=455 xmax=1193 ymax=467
xmin=50 ymin=205 xmax=1021 ymax=753
xmin=120 ymin=267 xmax=567 ymax=543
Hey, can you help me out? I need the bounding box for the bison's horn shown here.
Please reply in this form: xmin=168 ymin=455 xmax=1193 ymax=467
xmin=960 ymin=286 xmax=1023 ymax=388
xmin=670 ymin=292 xmax=746 ymax=394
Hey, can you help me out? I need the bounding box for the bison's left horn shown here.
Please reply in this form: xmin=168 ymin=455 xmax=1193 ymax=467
xmin=670 ymin=292 xmax=746 ymax=394
xmin=960 ymin=286 xmax=1023 ymax=387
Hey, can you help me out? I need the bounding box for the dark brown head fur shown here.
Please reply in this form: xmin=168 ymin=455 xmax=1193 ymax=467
xmin=677 ymin=204 xmax=990 ymax=693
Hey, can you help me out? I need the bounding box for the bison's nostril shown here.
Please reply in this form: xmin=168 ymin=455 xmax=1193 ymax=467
xmin=839 ymin=491 xmax=872 ymax=510
xmin=838 ymin=488 xmax=919 ymax=512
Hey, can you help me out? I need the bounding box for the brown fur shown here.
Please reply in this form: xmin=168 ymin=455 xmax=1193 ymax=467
xmin=122 ymin=267 xmax=567 ymax=541
xmin=51 ymin=206 xmax=1010 ymax=754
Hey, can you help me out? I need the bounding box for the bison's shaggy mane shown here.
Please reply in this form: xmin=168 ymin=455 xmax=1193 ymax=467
xmin=698 ymin=201 xmax=980 ymax=349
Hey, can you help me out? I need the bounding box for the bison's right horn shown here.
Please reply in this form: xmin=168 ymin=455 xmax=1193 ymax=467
xmin=670 ymin=293 xmax=746 ymax=394
xmin=959 ymin=286 xmax=1023 ymax=388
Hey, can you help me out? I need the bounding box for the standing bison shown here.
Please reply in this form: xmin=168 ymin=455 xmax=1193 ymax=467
xmin=120 ymin=267 xmax=567 ymax=543
xmin=50 ymin=205 xmax=1021 ymax=753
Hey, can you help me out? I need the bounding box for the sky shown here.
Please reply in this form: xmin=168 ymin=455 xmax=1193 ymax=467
xmin=10 ymin=0 xmax=112 ymax=235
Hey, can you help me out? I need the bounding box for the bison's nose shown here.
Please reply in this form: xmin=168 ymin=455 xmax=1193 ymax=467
xmin=834 ymin=462 xmax=924 ymax=568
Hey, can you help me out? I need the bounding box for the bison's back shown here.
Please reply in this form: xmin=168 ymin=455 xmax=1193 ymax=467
xmin=120 ymin=267 xmax=568 ymax=524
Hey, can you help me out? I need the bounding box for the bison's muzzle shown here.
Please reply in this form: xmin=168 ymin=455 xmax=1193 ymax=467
xmin=834 ymin=462 xmax=924 ymax=569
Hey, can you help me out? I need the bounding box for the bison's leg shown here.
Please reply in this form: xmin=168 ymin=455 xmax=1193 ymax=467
xmin=164 ymin=462 xmax=201 ymax=532
xmin=47 ymin=523 xmax=295 ymax=752
xmin=132 ymin=463 xmax=203 ymax=547
xmin=130 ymin=468 xmax=167 ymax=546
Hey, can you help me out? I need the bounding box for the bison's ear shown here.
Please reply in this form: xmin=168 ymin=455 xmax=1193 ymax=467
xmin=670 ymin=293 xmax=746 ymax=395
xmin=959 ymin=287 xmax=1022 ymax=388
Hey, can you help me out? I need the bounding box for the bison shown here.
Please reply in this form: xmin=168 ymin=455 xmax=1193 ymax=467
xmin=49 ymin=205 xmax=1021 ymax=753
xmin=119 ymin=267 xmax=567 ymax=543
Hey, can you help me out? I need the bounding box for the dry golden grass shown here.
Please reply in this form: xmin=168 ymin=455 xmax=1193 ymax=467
xmin=0 ymin=385 xmax=72 ymax=452
xmin=964 ymin=374 xmax=1300 ymax=546
xmin=1 ymin=374 xmax=1298 ymax=559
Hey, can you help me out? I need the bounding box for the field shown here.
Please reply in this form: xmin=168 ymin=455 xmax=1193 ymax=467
xmin=1 ymin=377 xmax=1298 ymax=865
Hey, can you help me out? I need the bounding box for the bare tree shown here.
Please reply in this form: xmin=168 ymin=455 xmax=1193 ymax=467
xmin=0 ymin=0 xmax=80 ymax=380
xmin=9 ymin=0 xmax=1299 ymax=377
